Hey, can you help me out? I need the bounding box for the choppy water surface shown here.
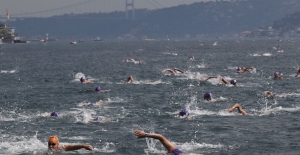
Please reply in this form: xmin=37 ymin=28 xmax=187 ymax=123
xmin=0 ymin=39 xmax=300 ymax=155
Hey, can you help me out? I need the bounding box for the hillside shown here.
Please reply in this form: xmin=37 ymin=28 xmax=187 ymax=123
xmin=8 ymin=0 xmax=300 ymax=39
xmin=273 ymin=11 xmax=300 ymax=36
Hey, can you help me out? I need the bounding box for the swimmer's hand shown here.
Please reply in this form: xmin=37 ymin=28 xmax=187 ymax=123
xmin=84 ymin=145 xmax=93 ymax=150
xmin=134 ymin=130 xmax=147 ymax=138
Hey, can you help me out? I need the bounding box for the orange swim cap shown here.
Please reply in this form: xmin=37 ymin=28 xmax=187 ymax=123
xmin=48 ymin=136 xmax=59 ymax=143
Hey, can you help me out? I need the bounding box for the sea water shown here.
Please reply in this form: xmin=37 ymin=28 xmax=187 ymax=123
xmin=0 ymin=39 xmax=299 ymax=154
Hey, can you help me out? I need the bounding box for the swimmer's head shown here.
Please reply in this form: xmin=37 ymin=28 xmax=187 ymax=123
xmin=274 ymin=71 xmax=279 ymax=76
xmin=93 ymin=117 xmax=99 ymax=121
xmin=172 ymin=148 xmax=184 ymax=155
xmin=230 ymin=79 xmax=237 ymax=85
xmin=179 ymin=110 xmax=189 ymax=116
xmin=203 ymin=92 xmax=212 ymax=100
xmin=48 ymin=135 xmax=59 ymax=143
xmin=50 ymin=111 xmax=58 ymax=117
xmin=48 ymin=135 xmax=59 ymax=149
xmin=80 ymin=77 xmax=85 ymax=83
xmin=95 ymin=86 xmax=101 ymax=92
xmin=237 ymin=67 xmax=241 ymax=71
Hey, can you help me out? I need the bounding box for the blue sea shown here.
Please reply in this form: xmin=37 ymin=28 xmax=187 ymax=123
xmin=0 ymin=39 xmax=299 ymax=155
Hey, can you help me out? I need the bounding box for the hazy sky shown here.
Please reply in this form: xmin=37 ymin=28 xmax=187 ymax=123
xmin=1 ymin=0 xmax=214 ymax=18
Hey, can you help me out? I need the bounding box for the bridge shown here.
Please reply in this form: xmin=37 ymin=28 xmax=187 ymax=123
xmin=0 ymin=0 xmax=165 ymax=20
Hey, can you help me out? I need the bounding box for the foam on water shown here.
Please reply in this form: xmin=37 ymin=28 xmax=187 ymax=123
xmin=98 ymin=142 xmax=116 ymax=153
xmin=0 ymin=133 xmax=47 ymax=154
xmin=162 ymin=52 xmax=177 ymax=56
xmin=144 ymin=137 xmax=223 ymax=154
xmin=0 ymin=69 xmax=17 ymax=73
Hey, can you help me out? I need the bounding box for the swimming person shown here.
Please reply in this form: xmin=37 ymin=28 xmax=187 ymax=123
xmin=173 ymin=68 xmax=185 ymax=74
xmin=203 ymin=92 xmax=213 ymax=101
xmin=202 ymin=76 xmax=237 ymax=86
xmin=48 ymin=135 xmax=93 ymax=152
xmin=295 ymin=68 xmax=300 ymax=77
xmin=227 ymin=103 xmax=247 ymax=115
xmin=162 ymin=68 xmax=184 ymax=75
xmin=125 ymin=58 xmax=134 ymax=62
xmin=179 ymin=109 xmax=191 ymax=120
xmin=50 ymin=112 xmax=58 ymax=117
xmin=188 ymin=56 xmax=195 ymax=61
xmin=135 ymin=58 xmax=142 ymax=64
xmin=162 ymin=69 xmax=176 ymax=75
xmin=274 ymin=71 xmax=283 ymax=79
xmin=125 ymin=76 xmax=134 ymax=83
xmin=95 ymin=86 xmax=105 ymax=92
xmin=236 ymin=66 xmax=254 ymax=74
xmin=80 ymin=77 xmax=92 ymax=84
xmin=134 ymin=130 xmax=184 ymax=154
xmin=82 ymin=86 xmax=108 ymax=93
xmin=264 ymin=91 xmax=274 ymax=96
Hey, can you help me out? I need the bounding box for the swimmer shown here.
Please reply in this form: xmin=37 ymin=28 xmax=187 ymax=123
xmin=89 ymin=116 xmax=112 ymax=123
xmin=179 ymin=109 xmax=191 ymax=120
xmin=188 ymin=56 xmax=195 ymax=61
xmin=264 ymin=91 xmax=274 ymax=97
xmin=295 ymin=68 xmax=300 ymax=77
xmin=80 ymin=77 xmax=92 ymax=84
xmin=48 ymin=135 xmax=93 ymax=152
xmin=227 ymin=103 xmax=247 ymax=115
xmin=174 ymin=68 xmax=185 ymax=74
xmin=91 ymin=117 xmax=100 ymax=122
xmin=277 ymin=37 xmax=281 ymax=42
xmin=202 ymin=76 xmax=237 ymax=86
xmin=95 ymin=86 xmax=105 ymax=93
xmin=125 ymin=76 xmax=134 ymax=83
xmin=135 ymin=58 xmax=142 ymax=64
xmin=162 ymin=69 xmax=176 ymax=75
xmin=274 ymin=71 xmax=283 ymax=79
xmin=203 ymin=92 xmax=213 ymax=101
xmin=236 ymin=66 xmax=254 ymax=74
xmin=125 ymin=58 xmax=134 ymax=62
xmin=134 ymin=130 xmax=184 ymax=154
xmin=50 ymin=111 xmax=58 ymax=117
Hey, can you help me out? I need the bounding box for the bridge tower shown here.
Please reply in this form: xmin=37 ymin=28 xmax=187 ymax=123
xmin=125 ymin=0 xmax=135 ymax=19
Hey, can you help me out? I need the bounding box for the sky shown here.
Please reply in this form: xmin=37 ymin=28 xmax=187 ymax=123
xmin=0 ymin=0 xmax=214 ymax=18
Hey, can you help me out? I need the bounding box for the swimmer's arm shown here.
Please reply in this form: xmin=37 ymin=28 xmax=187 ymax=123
xmin=174 ymin=68 xmax=184 ymax=73
xmin=162 ymin=69 xmax=175 ymax=74
xmin=162 ymin=69 xmax=168 ymax=73
xmin=227 ymin=103 xmax=247 ymax=115
xmin=64 ymin=144 xmax=93 ymax=151
xmin=220 ymin=78 xmax=230 ymax=84
xmin=134 ymin=130 xmax=176 ymax=153
xmin=203 ymin=76 xmax=218 ymax=81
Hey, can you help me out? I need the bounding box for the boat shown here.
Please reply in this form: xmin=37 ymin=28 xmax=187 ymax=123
xmin=70 ymin=40 xmax=77 ymax=44
xmin=0 ymin=22 xmax=15 ymax=43
xmin=40 ymin=39 xmax=47 ymax=43
xmin=13 ymin=36 xmax=28 ymax=43
xmin=92 ymin=37 xmax=103 ymax=41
